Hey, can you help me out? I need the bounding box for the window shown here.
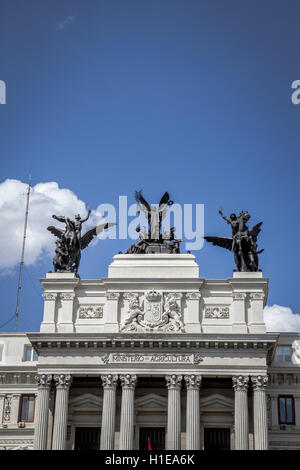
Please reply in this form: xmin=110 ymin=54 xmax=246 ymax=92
xmin=18 ymin=395 xmax=35 ymax=422
xmin=274 ymin=346 xmax=292 ymax=363
xmin=24 ymin=346 xmax=38 ymax=362
xmin=278 ymin=396 xmax=295 ymax=424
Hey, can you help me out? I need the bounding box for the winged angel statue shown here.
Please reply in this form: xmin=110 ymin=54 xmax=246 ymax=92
xmin=47 ymin=211 xmax=115 ymax=274
xmin=204 ymin=209 xmax=264 ymax=272
xmin=126 ymin=190 xmax=182 ymax=254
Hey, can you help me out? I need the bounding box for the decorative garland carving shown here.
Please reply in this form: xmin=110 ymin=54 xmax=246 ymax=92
xmin=78 ymin=305 xmax=103 ymax=319
xmin=204 ymin=306 xmax=230 ymax=319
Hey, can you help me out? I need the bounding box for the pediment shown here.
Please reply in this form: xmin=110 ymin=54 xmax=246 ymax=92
xmin=69 ymin=393 xmax=102 ymax=411
xmin=135 ymin=393 xmax=168 ymax=411
xmin=200 ymin=394 xmax=233 ymax=412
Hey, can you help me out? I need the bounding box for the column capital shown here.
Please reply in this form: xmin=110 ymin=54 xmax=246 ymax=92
xmin=232 ymin=292 xmax=247 ymax=301
xmin=101 ymin=374 xmax=118 ymax=389
xmin=53 ymin=374 xmax=72 ymax=389
xmin=251 ymin=375 xmax=269 ymax=391
xmin=120 ymin=374 xmax=137 ymax=389
xmin=232 ymin=375 xmax=249 ymax=392
xmin=42 ymin=293 xmax=58 ymax=301
xmin=35 ymin=374 xmax=52 ymax=388
xmin=166 ymin=374 xmax=182 ymax=390
xmin=60 ymin=292 xmax=75 ymax=301
xmin=184 ymin=374 xmax=202 ymax=390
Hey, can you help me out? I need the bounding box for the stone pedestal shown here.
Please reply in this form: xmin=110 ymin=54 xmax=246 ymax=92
xmin=166 ymin=375 xmax=182 ymax=450
xmin=100 ymin=374 xmax=118 ymax=450
xmin=233 ymin=375 xmax=249 ymax=450
xmin=185 ymin=375 xmax=201 ymax=450
xmin=119 ymin=374 xmax=137 ymax=450
xmin=52 ymin=374 xmax=72 ymax=450
xmin=34 ymin=374 xmax=52 ymax=450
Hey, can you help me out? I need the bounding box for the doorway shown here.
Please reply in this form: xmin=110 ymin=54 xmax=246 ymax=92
xmin=204 ymin=428 xmax=231 ymax=450
xmin=74 ymin=427 xmax=101 ymax=450
xmin=139 ymin=427 xmax=165 ymax=450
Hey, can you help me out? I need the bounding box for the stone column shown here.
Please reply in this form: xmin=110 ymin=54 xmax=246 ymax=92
xmin=34 ymin=374 xmax=52 ymax=450
xmin=232 ymin=375 xmax=249 ymax=450
xmin=119 ymin=374 xmax=137 ymax=450
xmin=251 ymin=375 xmax=269 ymax=450
xmin=10 ymin=393 xmax=21 ymax=424
xmin=100 ymin=374 xmax=118 ymax=450
xmin=52 ymin=374 xmax=72 ymax=450
xmin=166 ymin=374 xmax=182 ymax=450
xmin=185 ymin=375 xmax=201 ymax=450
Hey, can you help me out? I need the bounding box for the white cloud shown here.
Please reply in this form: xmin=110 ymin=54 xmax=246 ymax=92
xmin=0 ymin=179 xmax=106 ymax=270
xmin=57 ymin=16 xmax=74 ymax=30
xmin=264 ymin=304 xmax=300 ymax=332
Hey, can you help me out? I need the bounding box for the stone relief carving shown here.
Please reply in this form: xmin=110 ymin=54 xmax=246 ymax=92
xmin=204 ymin=306 xmax=230 ymax=319
xmin=121 ymin=291 xmax=184 ymax=332
xmin=78 ymin=305 xmax=103 ymax=319
xmin=3 ymin=397 xmax=12 ymax=422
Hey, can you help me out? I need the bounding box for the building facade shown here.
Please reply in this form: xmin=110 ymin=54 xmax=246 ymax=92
xmin=0 ymin=253 xmax=299 ymax=450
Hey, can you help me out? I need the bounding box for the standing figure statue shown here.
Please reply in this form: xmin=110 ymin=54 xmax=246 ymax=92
xmin=204 ymin=208 xmax=264 ymax=272
xmin=48 ymin=211 xmax=115 ymax=275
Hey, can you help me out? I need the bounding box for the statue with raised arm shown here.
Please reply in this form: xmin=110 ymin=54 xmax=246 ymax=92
xmin=204 ymin=208 xmax=264 ymax=272
xmin=48 ymin=211 xmax=115 ymax=274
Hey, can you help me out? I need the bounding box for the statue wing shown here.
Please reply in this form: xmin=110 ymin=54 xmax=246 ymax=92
xmin=47 ymin=226 xmax=64 ymax=239
xmin=204 ymin=236 xmax=233 ymax=251
xmin=135 ymin=190 xmax=151 ymax=216
xmin=249 ymin=222 xmax=263 ymax=242
xmin=158 ymin=191 xmax=171 ymax=220
xmin=80 ymin=222 xmax=116 ymax=250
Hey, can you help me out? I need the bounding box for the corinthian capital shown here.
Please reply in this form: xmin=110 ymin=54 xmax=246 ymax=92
xmin=101 ymin=374 xmax=118 ymax=389
xmin=184 ymin=374 xmax=202 ymax=390
xmin=53 ymin=374 xmax=72 ymax=389
xmin=119 ymin=374 xmax=137 ymax=389
xmin=165 ymin=374 xmax=183 ymax=390
xmin=35 ymin=374 xmax=52 ymax=388
xmin=232 ymin=375 xmax=249 ymax=392
xmin=251 ymin=375 xmax=269 ymax=391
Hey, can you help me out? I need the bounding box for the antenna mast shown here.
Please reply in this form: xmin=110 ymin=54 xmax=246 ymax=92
xmin=14 ymin=176 xmax=31 ymax=332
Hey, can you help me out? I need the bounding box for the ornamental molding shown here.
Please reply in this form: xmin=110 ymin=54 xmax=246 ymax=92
xmin=121 ymin=291 xmax=184 ymax=333
xmin=232 ymin=375 xmax=249 ymax=392
xmin=251 ymin=375 xmax=269 ymax=391
xmin=3 ymin=397 xmax=12 ymax=422
xmin=249 ymin=293 xmax=265 ymax=300
xmin=232 ymin=293 xmax=247 ymax=301
xmin=78 ymin=305 xmax=103 ymax=319
xmin=166 ymin=374 xmax=183 ymax=390
xmin=185 ymin=292 xmax=201 ymax=300
xmin=53 ymin=374 xmax=72 ymax=389
xmin=35 ymin=374 xmax=52 ymax=388
xmin=119 ymin=374 xmax=137 ymax=388
xmin=184 ymin=374 xmax=202 ymax=390
xmin=43 ymin=293 xmax=57 ymax=301
xmin=204 ymin=306 xmax=230 ymax=319
xmin=101 ymin=374 xmax=118 ymax=388
xmin=100 ymin=352 xmax=203 ymax=365
xmin=60 ymin=292 xmax=75 ymax=301
xmin=107 ymin=292 xmax=120 ymax=300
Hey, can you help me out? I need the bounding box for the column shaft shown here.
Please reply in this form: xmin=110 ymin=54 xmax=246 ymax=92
xmin=166 ymin=375 xmax=182 ymax=450
xmin=52 ymin=374 xmax=71 ymax=450
xmin=34 ymin=374 xmax=52 ymax=450
xmin=100 ymin=375 xmax=118 ymax=450
xmin=119 ymin=375 xmax=137 ymax=450
xmin=185 ymin=375 xmax=201 ymax=450
xmin=252 ymin=375 xmax=268 ymax=450
xmin=233 ymin=376 xmax=249 ymax=450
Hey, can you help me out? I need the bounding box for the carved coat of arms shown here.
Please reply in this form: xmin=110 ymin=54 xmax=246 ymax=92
xmin=121 ymin=290 xmax=183 ymax=332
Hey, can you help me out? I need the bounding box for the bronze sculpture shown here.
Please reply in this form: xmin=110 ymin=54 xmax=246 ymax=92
xmin=204 ymin=208 xmax=264 ymax=272
xmin=48 ymin=212 xmax=115 ymax=274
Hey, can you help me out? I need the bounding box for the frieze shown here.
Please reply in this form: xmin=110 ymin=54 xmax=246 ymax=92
xmin=78 ymin=305 xmax=103 ymax=319
xmin=204 ymin=306 xmax=230 ymax=319
xmin=100 ymin=352 xmax=203 ymax=365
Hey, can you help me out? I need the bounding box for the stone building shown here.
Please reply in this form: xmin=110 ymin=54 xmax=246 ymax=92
xmin=0 ymin=253 xmax=299 ymax=450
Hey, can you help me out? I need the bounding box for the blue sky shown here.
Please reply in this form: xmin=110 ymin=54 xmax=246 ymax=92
xmin=0 ymin=0 xmax=300 ymax=332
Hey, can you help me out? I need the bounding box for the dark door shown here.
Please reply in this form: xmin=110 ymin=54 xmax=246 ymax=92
xmin=204 ymin=428 xmax=231 ymax=450
xmin=74 ymin=427 xmax=101 ymax=450
xmin=139 ymin=427 xmax=165 ymax=450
